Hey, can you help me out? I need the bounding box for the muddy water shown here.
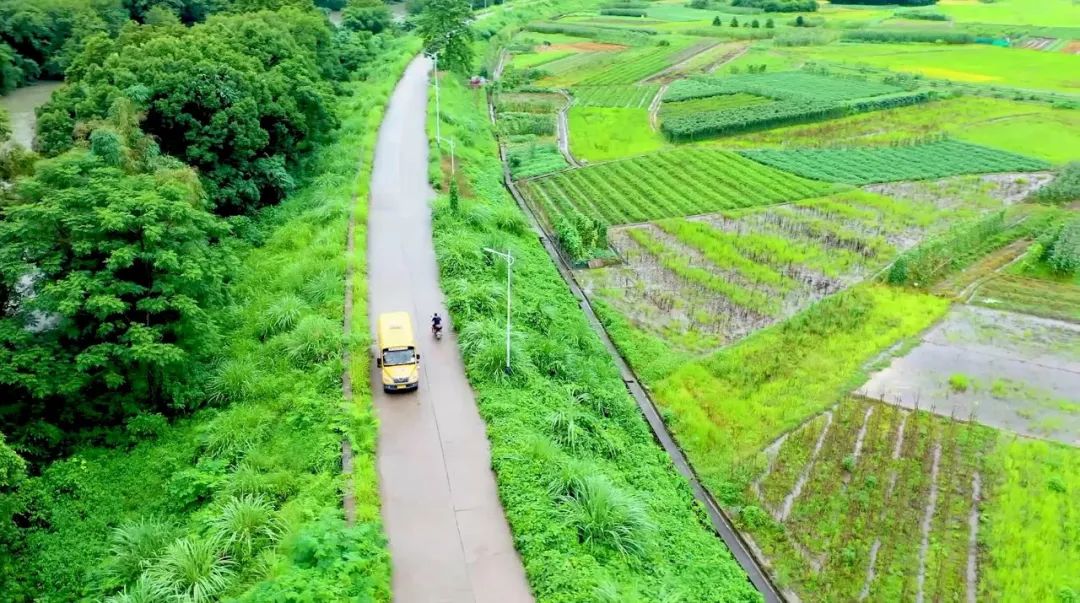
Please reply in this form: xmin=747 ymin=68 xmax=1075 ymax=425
xmin=0 ymin=81 xmax=62 ymax=149
xmin=859 ymin=305 xmax=1080 ymax=446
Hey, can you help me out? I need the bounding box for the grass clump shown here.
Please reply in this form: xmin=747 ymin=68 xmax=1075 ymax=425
xmin=948 ymin=373 xmax=971 ymax=392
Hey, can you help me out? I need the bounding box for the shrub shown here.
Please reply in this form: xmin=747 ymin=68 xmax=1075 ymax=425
xmin=600 ymin=8 xmax=647 ymax=16
xmin=125 ymin=414 xmax=170 ymax=442
xmin=1032 ymin=162 xmax=1080 ymax=205
xmin=733 ymin=0 xmax=818 ymax=11
xmin=1044 ymin=217 xmax=1080 ymax=276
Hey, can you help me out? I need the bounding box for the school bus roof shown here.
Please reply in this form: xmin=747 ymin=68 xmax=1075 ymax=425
xmin=377 ymin=311 xmax=415 ymax=350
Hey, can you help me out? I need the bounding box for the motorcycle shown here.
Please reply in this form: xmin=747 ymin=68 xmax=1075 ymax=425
xmin=432 ymin=322 xmax=443 ymax=341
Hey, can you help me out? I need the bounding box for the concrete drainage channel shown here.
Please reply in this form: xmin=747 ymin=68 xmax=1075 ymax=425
xmin=493 ymin=135 xmax=786 ymax=602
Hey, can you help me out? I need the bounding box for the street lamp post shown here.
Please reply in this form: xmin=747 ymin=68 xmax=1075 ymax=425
xmin=483 ymin=247 xmax=514 ymax=373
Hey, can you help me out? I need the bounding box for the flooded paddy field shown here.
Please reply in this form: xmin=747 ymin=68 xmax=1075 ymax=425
xmin=859 ymin=305 xmax=1079 ymax=445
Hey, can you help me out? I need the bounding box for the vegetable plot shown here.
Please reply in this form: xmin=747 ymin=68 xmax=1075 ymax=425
xmin=661 ymin=91 xmax=932 ymax=140
xmin=521 ymin=148 xmax=833 ymax=225
xmin=664 ymin=71 xmax=905 ymax=103
xmin=741 ymin=140 xmax=1051 ymax=184
xmin=572 ymin=85 xmax=660 ymax=108
xmin=577 ymin=188 xmax=994 ymax=351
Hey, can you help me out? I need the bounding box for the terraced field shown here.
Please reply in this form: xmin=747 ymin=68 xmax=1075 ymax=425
xmin=520 ymin=148 xmax=834 ymax=225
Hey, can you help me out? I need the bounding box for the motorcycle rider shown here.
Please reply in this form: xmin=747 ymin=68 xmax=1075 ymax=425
xmin=431 ymin=312 xmax=443 ymax=335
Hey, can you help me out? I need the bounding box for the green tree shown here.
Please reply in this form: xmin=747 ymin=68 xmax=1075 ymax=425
xmin=143 ymin=4 xmax=182 ymax=25
xmin=418 ymin=0 xmax=474 ymax=74
xmin=37 ymin=8 xmax=340 ymax=213
xmin=711 ymin=15 xmax=721 ymax=25
xmin=0 ymin=124 xmax=234 ymax=444
xmin=751 ymin=18 xmax=759 ymax=27
xmin=342 ymin=0 xmax=392 ymax=33
xmin=729 ymin=16 xmax=738 ymax=26
xmin=795 ymin=14 xmax=805 ymax=26
xmin=765 ymin=17 xmax=774 ymax=27
xmin=123 ymin=0 xmax=220 ymax=24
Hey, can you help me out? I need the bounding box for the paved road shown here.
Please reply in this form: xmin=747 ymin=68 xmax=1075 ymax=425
xmin=367 ymin=55 xmax=533 ymax=603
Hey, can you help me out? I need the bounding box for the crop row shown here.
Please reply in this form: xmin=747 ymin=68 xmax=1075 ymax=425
xmin=742 ymin=139 xmax=1051 ymax=185
xmin=664 ymin=71 xmax=904 ymax=103
xmin=572 ymin=84 xmax=659 ymax=108
xmin=628 ymin=227 xmax=780 ymax=315
xmin=507 ymin=142 xmax=568 ymax=179
xmin=538 ymin=51 xmax=622 ymax=78
xmin=658 ymin=93 xmax=768 ymax=120
xmin=752 ymin=398 xmax=994 ymax=601
xmin=497 ymin=111 xmax=557 ymax=136
xmin=523 ymin=148 xmax=832 ymax=225
xmin=661 ymin=91 xmax=932 ymax=140
xmin=576 ymin=42 xmax=693 ymax=86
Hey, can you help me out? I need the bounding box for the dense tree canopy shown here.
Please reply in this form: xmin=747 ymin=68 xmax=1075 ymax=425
xmin=0 ymin=0 xmax=129 ymax=88
xmin=343 ymin=0 xmax=393 ymax=33
xmin=123 ymin=0 xmax=221 ymax=24
xmin=0 ymin=119 xmax=233 ymax=457
xmin=418 ymin=0 xmax=474 ymax=74
xmin=37 ymin=8 xmax=343 ymax=214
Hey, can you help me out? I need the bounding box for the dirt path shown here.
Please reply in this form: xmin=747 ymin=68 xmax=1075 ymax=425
xmin=648 ymin=84 xmax=667 ymax=131
xmin=707 ymin=44 xmax=750 ymax=74
xmin=778 ymin=410 xmax=833 ymax=522
xmin=555 ymin=90 xmax=581 ymax=167
xmin=916 ymin=442 xmax=943 ymax=603
xmin=367 ymin=55 xmax=533 ymax=603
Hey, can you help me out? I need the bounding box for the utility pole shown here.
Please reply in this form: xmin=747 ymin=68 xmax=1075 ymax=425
xmin=483 ymin=247 xmax=514 ymax=373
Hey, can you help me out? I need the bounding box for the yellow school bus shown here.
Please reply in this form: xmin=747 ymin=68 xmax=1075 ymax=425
xmin=376 ymin=312 xmax=420 ymax=392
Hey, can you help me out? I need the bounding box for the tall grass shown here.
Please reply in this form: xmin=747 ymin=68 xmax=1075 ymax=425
xmin=427 ymin=62 xmax=760 ymax=602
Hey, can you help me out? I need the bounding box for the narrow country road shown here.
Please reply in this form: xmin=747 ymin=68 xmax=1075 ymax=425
xmin=367 ymin=56 xmax=534 ymax=603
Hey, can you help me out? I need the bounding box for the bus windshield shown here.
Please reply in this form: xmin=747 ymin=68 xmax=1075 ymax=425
xmin=383 ymin=348 xmax=415 ymax=366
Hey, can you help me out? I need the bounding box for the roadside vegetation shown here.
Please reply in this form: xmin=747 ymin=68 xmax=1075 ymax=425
xmin=1 ymin=2 xmax=417 ymax=599
xmin=427 ymin=63 xmax=760 ymax=602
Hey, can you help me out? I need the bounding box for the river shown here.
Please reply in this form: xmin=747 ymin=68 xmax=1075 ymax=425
xmin=0 ymin=81 xmax=63 ymax=150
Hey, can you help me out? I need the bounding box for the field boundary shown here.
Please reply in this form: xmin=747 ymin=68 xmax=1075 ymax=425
xmin=494 ymin=134 xmax=787 ymax=602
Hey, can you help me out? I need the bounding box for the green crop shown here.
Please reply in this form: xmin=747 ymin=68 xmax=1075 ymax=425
xmin=742 ymin=139 xmax=1050 ymax=184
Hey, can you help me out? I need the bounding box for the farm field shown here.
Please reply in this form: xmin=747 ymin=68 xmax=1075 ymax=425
xmin=859 ymin=305 xmax=1080 ymax=445
xmin=741 ymin=140 xmax=1051 ymax=184
xmin=566 ymin=106 xmax=663 ymax=161
xmin=520 ymin=148 xmax=834 ymax=225
xmin=716 ymin=97 xmax=1080 ymax=164
xmin=935 ymin=0 xmax=1080 ymax=27
xmin=497 ymin=91 xmax=569 ymax=179
xmin=571 ymin=84 xmax=659 ymax=108
xmin=787 ymin=43 xmax=1080 ymax=92
xmin=490 ymin=4 xmax=1080 ymax=602
xmin=580 ymin=187 xmax=1005 ymax=352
